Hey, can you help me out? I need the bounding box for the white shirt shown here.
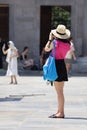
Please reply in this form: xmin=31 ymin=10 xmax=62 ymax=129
xmin=65 ymin=42 xmax=75 ymax=59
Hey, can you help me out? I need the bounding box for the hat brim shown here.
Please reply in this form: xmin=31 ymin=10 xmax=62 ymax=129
xmin=51 ymin=29 xmax=70 ymax=39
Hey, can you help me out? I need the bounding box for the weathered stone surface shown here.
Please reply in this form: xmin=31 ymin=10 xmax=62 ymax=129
xmin=0 ymin=74 xmax=87 ymax=129
xmin=0 ymin=0 xmax=87 ymax=71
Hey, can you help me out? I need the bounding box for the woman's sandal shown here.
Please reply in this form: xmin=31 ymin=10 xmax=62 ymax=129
xmin=9 ymin=82 xmax=13 ymax=84
xmin=49 ymin=114 xmax=65 ymax=118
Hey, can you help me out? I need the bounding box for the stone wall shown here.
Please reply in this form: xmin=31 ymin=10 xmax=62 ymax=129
xmin=0 ymin=0 xmax=86 ymax=64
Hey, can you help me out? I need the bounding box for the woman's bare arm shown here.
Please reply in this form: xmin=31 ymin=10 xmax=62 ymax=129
xmin=45 ymin=31 xmax=54 ymax=52
xmin=45 ymin=41 xmax=53 ymax=52
xmin=2 ymin=44 xmax=8 ymax=55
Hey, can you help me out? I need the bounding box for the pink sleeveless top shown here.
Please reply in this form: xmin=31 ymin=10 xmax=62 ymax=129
xmin=52 ymin=40 xmax=70 ymax=60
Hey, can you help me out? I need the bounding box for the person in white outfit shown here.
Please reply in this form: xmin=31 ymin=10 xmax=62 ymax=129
xmin=65 ymin=37 xmax=76 ymax=75
xmin=2 ymin=41 xmax=19 ymax=84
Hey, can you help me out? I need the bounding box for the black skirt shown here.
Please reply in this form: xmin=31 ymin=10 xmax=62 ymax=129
xmin=55 ymin=59 xmax=68 ymax=82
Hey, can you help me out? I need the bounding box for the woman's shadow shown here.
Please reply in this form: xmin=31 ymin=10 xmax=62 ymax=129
xmin=65 ymin=117 xmax=87 ymax=120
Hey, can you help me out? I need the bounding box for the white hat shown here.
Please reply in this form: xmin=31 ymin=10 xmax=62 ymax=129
xmin=51 ymin=24 xmax=71 ymax=39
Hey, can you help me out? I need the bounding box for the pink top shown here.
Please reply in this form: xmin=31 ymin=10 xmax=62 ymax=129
xmin=52 ymin=40 xmax=70 ymax=60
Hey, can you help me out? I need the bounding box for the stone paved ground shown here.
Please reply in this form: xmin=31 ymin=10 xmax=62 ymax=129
xmin=0 ymin=70 xmax=87 ymax=130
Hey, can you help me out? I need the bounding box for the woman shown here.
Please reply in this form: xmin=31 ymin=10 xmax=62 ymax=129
xmin=20 ymin=46 xmax=29 ymax=61
xmin=65 ymin=37 xmax=76 ymax=74
xmin=2 ymin=41 xmax=18 ymax=84
xmin=20 ymin=46 xmax=34 ymax=69
xmin=45 ymin=24 xmax=71 ymax=118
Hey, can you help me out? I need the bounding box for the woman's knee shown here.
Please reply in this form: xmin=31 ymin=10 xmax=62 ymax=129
xmin=54 ymin=82 xmax=64 ymax=94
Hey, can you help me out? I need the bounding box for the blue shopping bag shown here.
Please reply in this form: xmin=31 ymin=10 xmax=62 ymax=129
xmin=43 ymin=55 xmax=58 ymax=81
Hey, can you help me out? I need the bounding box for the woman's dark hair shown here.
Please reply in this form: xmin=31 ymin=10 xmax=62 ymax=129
xmin=68 ymin=36 xmax=72 ymax=42
xmin=57 ymin=38 xmax=71 ymax=44
xmin=23 ymin=46 xmax=29 ymax=51
xmin=52 ymin=33 xmax=70 ymax=43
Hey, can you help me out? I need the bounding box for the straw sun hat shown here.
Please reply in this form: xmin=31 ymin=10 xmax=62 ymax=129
xmin=51 ymin=24 xmax=71 ymax=39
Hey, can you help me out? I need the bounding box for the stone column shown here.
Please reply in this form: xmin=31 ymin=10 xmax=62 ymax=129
xmin=83 ymin=0 xmax=87 ymax=56
xmin=71 ymin=0 xmax=84 ymax=56
xmin=12 ymin=0 xmax=40 ymax=64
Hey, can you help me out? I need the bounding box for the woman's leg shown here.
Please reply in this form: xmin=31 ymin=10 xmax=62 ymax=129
xmin=10 ymin=76 xmax=13 ymax=84
xmin=13 ymin=75 xmax=17 ymax=84
xmin=54 ymin=81 xmax=65 ymax=117
xmin=66 ymin=63 xmax=71 ymax=73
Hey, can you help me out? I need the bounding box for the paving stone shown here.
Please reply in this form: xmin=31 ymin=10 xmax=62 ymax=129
xmin=0 ymin=73 xmax=87 ymax=130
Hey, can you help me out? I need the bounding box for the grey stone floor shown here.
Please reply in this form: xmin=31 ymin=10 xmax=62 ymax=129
xmin=0 ymin=70 xmax=87 ymax=130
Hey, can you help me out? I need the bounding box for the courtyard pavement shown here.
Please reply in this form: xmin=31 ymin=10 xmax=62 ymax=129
xmin=0 ymin=69 xmax=87 ymax=130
